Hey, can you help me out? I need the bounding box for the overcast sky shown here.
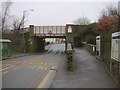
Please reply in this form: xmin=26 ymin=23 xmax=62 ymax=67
xmin=9 ymin=0 xmax=119 ymax=26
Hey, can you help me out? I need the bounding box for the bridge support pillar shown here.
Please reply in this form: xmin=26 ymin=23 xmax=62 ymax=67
xmin=29 ymin=25 xmax=37 ymax=52
xmin=65 ymin=24 xmax=74 ymax=51
xmin=36 ymin=38 xmax=45 ymax=52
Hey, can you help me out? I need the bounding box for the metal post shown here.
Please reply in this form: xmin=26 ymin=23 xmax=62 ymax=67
xmin=22 ymin=11 xmax=26 ymax=53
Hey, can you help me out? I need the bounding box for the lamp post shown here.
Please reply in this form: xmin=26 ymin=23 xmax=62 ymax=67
xmin=22 ymin=9 xmax=34 ymax=53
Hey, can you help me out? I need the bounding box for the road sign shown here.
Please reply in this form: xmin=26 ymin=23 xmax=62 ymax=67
xmin=68 ymin=26 xmax=72 ymax=33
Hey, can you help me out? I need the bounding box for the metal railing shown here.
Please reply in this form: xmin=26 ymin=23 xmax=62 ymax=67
xmin=85 ymin=43 xmax=96 ymax=55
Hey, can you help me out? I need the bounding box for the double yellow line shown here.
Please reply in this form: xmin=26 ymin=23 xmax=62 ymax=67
xmin=37 ymin=67 xmax=55 ymax=88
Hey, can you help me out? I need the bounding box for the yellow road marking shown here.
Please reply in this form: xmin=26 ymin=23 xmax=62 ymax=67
xmin=37 ymin=69 xmax=54 ymax=88
xmin=27 ymin=65 xmax=48 ymax=70
xmin=29 ymin=62 xmax=47 ymax=65
xmin=2 ymin=61 xmax=13 ymax=63
xmin=13 ymin=68 xmax=17 ymax=70
xmin=43 ymin=67 xmax=47 ymax=70
xmin=39 ymin=66 xmax=48 ymax=70
xmin=37 ymin=66 xmax=41 ymax=69
xmin=31 ymin=66 xmax=37 ymax=69
xmin=3 ymin=71 xmax=9 ymax=74
xmin=44 ymin=63 xmax=47 ymax=65
xmin=37 ymin=66 xmax=43 ymax=69
xmin=27 ymin=65 xmax=35 ymax=69
xmin=2 ymin=64 xmax=11 ymax=66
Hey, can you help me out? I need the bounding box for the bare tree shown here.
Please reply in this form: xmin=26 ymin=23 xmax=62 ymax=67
xmin=73 ymin=17 xmax=90 ymax=25
xmin=12 ymin=10 xmax=33 ymax=53
xmin=1 ymin=0 xmax=12 ymax=32
xmin=12 ymin=16 xmax=26 ymax=34
xmin=12 ymin=9 xmax=33 ymax=34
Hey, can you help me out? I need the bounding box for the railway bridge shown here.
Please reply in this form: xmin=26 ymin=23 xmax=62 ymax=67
xmin=28 ymin=24 xmax=74 ymax=52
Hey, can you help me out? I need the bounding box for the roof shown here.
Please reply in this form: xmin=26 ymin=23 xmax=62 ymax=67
xmin=0 ymin=39 xmax=11 ymax=42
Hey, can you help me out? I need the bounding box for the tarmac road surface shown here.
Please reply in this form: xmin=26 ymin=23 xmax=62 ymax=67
xmin=1 ymin=44 xmax=65 ymax=88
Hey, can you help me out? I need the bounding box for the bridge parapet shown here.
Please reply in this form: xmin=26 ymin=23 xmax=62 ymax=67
xmin=34 ymin=26 xmax=66 ymax=37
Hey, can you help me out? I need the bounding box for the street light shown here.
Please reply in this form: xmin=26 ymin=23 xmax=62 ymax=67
xmin=22 ymin=9 xmax=34 ymax=53
xmin=22 ymin=9 xmax=34 ymax=32
xmin=23 ymin=9 xmax=34 ymax=15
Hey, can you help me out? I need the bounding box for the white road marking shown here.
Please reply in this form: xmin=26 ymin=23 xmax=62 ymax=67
xmin=0 ymin=65 xmax=16 ymax=72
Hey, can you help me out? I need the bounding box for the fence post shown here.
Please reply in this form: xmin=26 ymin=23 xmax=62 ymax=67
xmin=100 ymin=31 xmax=111 ymax=67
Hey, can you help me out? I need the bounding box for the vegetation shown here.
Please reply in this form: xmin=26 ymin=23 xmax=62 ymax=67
xmin=94 ymin=6 xmax=119 ymax=87
xmin=1 ymin=1 xmax=13 ymax=32
xmin=1 ymin=1 xmax=30 ymax=53
xmin=11 ymin=51 xmax=21 ymax=54
xmin=72 ymin=23 xmax=97 ymax=45
xmin=95 ymin=6 xmax=118 ymax=33
xmin=73 ymin=17 xmax=90 ymax=25
xmin=80 ymin=23 xmax=97 ymax=44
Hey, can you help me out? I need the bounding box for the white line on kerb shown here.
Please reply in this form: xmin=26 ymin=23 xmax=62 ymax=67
xmin=0 ymin=65 xmax=16 ymax=72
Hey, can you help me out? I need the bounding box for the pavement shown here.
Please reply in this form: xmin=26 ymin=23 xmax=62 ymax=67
xmin=11 ymin=53 xmax=35 ymax=58
xmin=50 ymin=47 xmax=117 ymax=88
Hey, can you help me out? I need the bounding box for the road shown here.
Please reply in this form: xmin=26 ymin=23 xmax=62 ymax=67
xmin=1 ymin=44 xmax=66 ymax=88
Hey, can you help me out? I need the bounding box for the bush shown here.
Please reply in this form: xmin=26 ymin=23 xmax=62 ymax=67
xmin=85 ymin=35 xmax=96 ymax=44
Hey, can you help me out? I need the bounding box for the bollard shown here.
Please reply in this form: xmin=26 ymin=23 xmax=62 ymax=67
xmin=66 ymin=49 xmax=73 ymax=71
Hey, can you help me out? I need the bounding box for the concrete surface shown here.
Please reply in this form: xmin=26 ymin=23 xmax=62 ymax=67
xmin=50 ymin=48 xmax=117 ymax=88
